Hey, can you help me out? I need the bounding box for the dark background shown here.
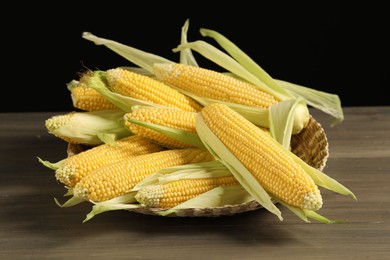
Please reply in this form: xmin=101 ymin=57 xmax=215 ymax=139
xmin=3 ymin=2 xmax=388 ymax=112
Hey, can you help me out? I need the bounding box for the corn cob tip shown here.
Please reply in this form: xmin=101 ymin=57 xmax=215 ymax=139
xmin=304 ymin=192 xmax=323 ymax=211
xmin=73 ymin=186 xmax=89 ymax=201
xmin=134 ymin=185 xmax=163 ymax=208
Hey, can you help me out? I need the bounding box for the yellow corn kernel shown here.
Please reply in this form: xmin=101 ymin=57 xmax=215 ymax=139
xmin=135 ymin=176 xmax=239 ymax=208
xmin=55 ymin=135 xmax=165 ymax=187
xmin=73 ymin=148 xmax=215 ymax=202
xmin=124 ymin=107 xmax=197 ymax=149
xmin=70 ymin=81 xmax=117 ymax=111
xmin=153 ymin=63 xmax=280 ymax=109
xmin=199 ymin=103 xmax=322 ymax=211
xmin=105 ymin=67 xmax=203 ymax=112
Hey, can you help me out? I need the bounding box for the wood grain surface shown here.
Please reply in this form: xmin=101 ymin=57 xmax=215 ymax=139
xmin=1 ymin=107 xmax=389 ymax=259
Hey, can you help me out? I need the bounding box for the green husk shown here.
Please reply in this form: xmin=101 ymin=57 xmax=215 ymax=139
xmin=179 ymin=19 xmax=198 ymax=66
xmin=291 ymin=153 xmax=357 ymax=200
xmin=126 ymin=118 xmax=205 ymax=149
xmin=275 ymin=199 xmax=340 ymax=224
xmin=37 ymin=157 xmax=67 ymax=170
xmin=83 ymin=193 xmax=138 ymax=223
xmin=82 ymin=32 xmax=174 ymax=74
xmin=275 ymin=79 xmax=344 ymax=126
xmin=198 ymin=28 xmax=344 ymax=125
xmin=269 ymin=98 xmax=307 ymax=149
xmin=45 ymin=109 xmax=131 ymax=146
xmin=54 ymin=195 xmax=84 ymax=208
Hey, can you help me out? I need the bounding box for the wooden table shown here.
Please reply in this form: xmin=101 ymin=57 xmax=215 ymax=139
xmin=1 ymin=107 xmax=389 ymax=259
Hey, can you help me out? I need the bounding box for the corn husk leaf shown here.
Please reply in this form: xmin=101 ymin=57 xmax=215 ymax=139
xmin=274 ymin=198 xmax=339 ymax=224
xmin=199 ymin=28 xmax=289 ymax=94
xmin=179 ymin=19 xmax=198 ymax=66
xmin=275 ymin=79 xmax=344 ymax=126
xmin=37 ymin=157 xmax=67 ymax=170
xmin=303 ymin=209 xmax=344 ymax=224
xmin=45 ymin=110 xmax=131 ymax=146
xmin=83 ymin=193 xmax=139 ymax=223
xmin=195 ymin=113 xmax=283 ymax=220
xmin=54 ymin=195 xmax=84 ymax=208
xmin=198 ymin=28 xmax=344 ymax=126
xmin=269 ymin=98 xmax=307 ymax=149
xmin=159 ymin=185 xmax=254 ymax=216
xmin=126 ymin=118 xmax=205 ymax=149
xmin=291 ymin=153 xmax=357 ymax=200
xmin=82 ymin=32 xmax=174 ymax=74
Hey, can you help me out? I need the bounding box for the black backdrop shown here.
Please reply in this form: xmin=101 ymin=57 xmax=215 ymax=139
xmin=3 ymin=2 xmax=388 ymax=112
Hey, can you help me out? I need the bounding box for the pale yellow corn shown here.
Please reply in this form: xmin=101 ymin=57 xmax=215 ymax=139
xmin=199 ymin=103 xmax=322 ymax=211
xmin=55 ymin=135 xmax=165 ymax=187
xmin=70 ymin=81 xmax=117 ymax=111
xmin=135 ymin=176 xmax=239 ymax=208
xmin=105 ymin=67 xmax=203 ymax=112
xmin=44 ymin=110 xmax=130 ymax=146
xmin=153 ymin=63 xmax=280 ymax=109
xmin=124 ymin=107 xmax=198 ymax=149
xmin=73 ymin=148 xmax=215 ymax=202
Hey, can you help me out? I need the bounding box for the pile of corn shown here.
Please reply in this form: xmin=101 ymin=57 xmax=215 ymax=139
xmin=39 ymin=19 xmax=356 ymax=223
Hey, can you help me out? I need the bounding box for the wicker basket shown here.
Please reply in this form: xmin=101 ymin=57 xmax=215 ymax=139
xmin=67 ymin=115 xmax=329 ymax=217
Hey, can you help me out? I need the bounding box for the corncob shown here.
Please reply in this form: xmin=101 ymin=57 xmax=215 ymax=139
xmin=93 ymin=67 xmax=203 ymax=112
xmin=68 ymin=80 xmax=117 ymax=111
xmin=198 ymin=103 xmax=322 ymax=211
xmin=44 ymin=109 xmax=131 ymax=146
xmin=123 ymin=107 xmax=198 ymax=149
xmin=135 ymin=175 xmax=239 ymax=208
xmin=73 ymin=148 xmax=215 ymax=202
xmin=55 ymin=135 xmax=165 ymax=187
xmin=153 ymin=63 xmax=311 ymax=134
xmin=153 ymin=63 xmax=280 ymax=109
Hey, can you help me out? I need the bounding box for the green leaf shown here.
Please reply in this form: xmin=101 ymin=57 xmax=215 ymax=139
xmin=293 ymin=155 xmax=357 ymax=201
xmin=198 ymin=28 xmax=344 ymax=127
xmin=179 ymin=19 xmax=198 ymax=66
xmin=275 ymin=79 xmax=344 ymax=126
xmin=127 ymin=118 xmax=205 ymax=149
xmin=82 ymin=32 xmax=174 ymax=74
xmin=199 ymin=28 xmax=291 ymax=97
xmin=269 ymin=98 xmax=308 ymax=149
xmin=303 ymin=209 xmax=343 ymax=224
xmin=83 ymin=192 xmax=139 ymax=223
xmin=54 ymin=196 xmax=85 ymax=208
xmin=37 ymin=157 xmax=67 ymax=170
xmin=46 ymin=109 xmax=131 ymax=146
